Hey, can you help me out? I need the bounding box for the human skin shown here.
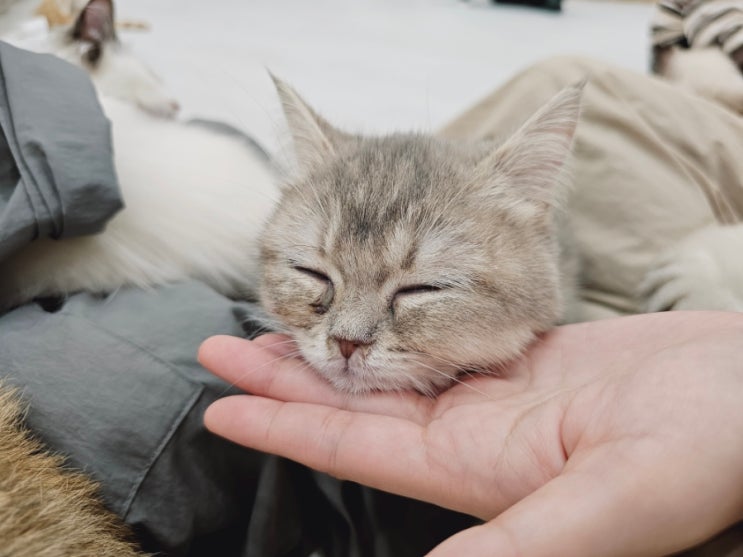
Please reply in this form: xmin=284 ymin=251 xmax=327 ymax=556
xmin=200 ymin=311 xmax=743 ymax=557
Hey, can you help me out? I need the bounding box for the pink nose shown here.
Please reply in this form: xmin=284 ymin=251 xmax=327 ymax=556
xmin=334 ymin=337 xmax=368 ymax=359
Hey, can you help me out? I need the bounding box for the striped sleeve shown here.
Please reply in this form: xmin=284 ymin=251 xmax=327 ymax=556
xmin=684 ymin=0 xmax=743 ymax=54
xmin=652 ymin=0 xmax=743 ymax=52
xmin=651 ymin=0 xmax=696 ymax=46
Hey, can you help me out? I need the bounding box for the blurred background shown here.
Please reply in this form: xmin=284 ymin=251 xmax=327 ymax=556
xmin=2 ymin=0 xmax=654 ymax=153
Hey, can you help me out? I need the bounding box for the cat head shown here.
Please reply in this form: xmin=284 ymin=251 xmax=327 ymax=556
xmin=259 ymin=77 xmax=583 ymax=394
xmin=7 ymin=0 xmax=178 ymax=117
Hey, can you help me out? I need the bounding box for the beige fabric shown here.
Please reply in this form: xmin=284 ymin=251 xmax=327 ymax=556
xmin=441 ymin=56 xmax=743 ymax=556
xmin=440 ymin=56 xmax=743 ymax=320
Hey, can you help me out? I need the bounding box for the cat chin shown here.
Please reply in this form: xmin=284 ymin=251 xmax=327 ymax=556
xmin=320 ymin=364 xmax=458 ymax=396
xmin=301 ymin=346 xmax=459 ymax=395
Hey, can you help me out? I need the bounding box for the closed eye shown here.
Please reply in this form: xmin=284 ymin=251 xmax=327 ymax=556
xmin=292 ymin=265 xmax=332 ymax=284
xmin=394 ymin=284 xmax=442 ymax=299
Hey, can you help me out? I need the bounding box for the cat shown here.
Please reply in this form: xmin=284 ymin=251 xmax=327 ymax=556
xmin=0 ymin=92 xmax=277 ymax=309
xmin=258 ymin=76 xmax=583 ymax=395
xmin=0 ymin=0 xmax=278 ymax=310
xmin=0 ymin=383 xmax=146 ymax=556
xmin=1 ymin=70 xmax=581 ymax=396
xmin=652 ymin=45 xmax=743 ymax=115
xmin=3 ymin=0 xmax=178 ymax=118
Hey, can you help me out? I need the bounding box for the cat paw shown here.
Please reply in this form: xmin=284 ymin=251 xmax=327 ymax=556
xmin=640 ymin=224 xmax=743 ymax=312
xmin=136 ymin=93 xmax=180 ymax=119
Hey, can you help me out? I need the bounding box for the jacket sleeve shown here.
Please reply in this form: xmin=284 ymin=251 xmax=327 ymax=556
xmin=0 ymin=41 xmax=121 ymax=263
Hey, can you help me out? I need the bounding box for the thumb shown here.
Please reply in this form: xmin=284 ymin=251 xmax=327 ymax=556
xmin=426 ymin=453 xmax=712 ymax=557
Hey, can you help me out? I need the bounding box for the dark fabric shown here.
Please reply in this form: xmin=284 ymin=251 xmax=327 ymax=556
xmin=0 ymin=40 xmax=121 ymax=262
xmin=0 ymin=282 xmax=476 ymax=556
xmin=0 ymin=283 xmax=260 ymax=554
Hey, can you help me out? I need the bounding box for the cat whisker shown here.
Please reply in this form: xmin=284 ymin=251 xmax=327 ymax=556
xmin=403 ymin=349 xmax=460 ymax=369
xmin=403 ymin=350 xmax=483 ymax=381
xmin=102 ymin=286 xmax=122 ymax=305
xmin=404 ymin=350 xmax=491 ymax=382
xmin=256 ymin=338 xmax=300 ymax=351
xmin=405 ymin=359 xmax=495 ymax=401
xmin=246 ymin=326 xmax=273 ymax=337
xmin=239 ymin=308 xmax=290 ymax=337
xmin=242 ymin=318 xmax=280 ymax=336
xmin=216 ymin=349 xmax=304 ymax=396
xmin=191 ymin=59 xmax=284 ymax=147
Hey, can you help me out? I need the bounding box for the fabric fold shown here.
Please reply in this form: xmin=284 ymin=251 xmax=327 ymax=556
xmin=0 ymin=41 xmax=121 ymax=263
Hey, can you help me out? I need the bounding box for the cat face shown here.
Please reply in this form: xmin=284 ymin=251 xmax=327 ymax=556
xmin=260 ymin=78 xmax=582 ymax=394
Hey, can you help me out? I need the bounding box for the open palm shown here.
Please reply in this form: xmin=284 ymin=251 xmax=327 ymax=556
xmin=201 ymin=312 xmax=743 ymax=557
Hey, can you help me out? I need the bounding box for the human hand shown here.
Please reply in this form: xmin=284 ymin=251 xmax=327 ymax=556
xmin=200 ymin=312 xmax=743 ymax=557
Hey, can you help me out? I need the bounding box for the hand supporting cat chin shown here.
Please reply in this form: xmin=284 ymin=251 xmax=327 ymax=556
xmin=201 ymin=312 xmax=743 ymax=557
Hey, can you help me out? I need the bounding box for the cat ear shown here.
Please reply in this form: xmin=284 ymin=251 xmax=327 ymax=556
xmin=480 ymin=80 xmax=585 ymax=215
xmin=270 ymin=73 xmax=350 ymax=170
xmin=71 ymin=0 xmax=116 ymax=64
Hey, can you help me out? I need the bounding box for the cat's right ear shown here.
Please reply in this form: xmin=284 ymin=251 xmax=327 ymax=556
xmin=71 ymin=0 xmax=116 ymax=65
xmin=477 ymin=80 xmax=585 ymax=218
xmin=270 ymin=73 xmax=349 ymax=170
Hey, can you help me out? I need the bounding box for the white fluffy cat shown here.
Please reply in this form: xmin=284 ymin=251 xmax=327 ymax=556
xmin=0 ymin=0 xmax=278 ymax=308
xmin=0 ymin=94 xmax=277 ymax=307
xmin=3 ymin=0 xmax=178 ymax=117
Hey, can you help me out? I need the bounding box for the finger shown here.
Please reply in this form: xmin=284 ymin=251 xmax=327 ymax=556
xmin=199 ymin=334 xmax=338 ymax=396
xmin=199 ymin=334 xmax=313 ymax=384
xmin=204 ymin=395 xmax=464 ymax=510
xmin=426 ymin=453 xmax=710 ymax=557
xmin=251 ymin=333 xmax=298 ymax=358
xmin=198 ymin=335 xmax=432 ymax=423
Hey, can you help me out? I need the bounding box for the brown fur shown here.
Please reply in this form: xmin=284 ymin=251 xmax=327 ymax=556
xmin=0 ymin=384 xmax=145 ymax=557
xmin=35 ymin=0 xmax=77 ymax=27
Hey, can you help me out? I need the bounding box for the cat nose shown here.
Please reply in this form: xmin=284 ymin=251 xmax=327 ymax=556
xmin=333 ymin=336 xmax=370 ymax=359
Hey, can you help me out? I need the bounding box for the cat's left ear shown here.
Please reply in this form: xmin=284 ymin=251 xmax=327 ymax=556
xmin=71 ymin=0 xmax=116 ymax=65
xmin=271 ymin=73 xmax=352 ymax=171
xmin=480 ymin=80 xmax=585 ymax=215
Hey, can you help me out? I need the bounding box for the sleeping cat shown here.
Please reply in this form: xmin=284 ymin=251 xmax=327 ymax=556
xmin=0 ymin=93 xmax=277 ymax=308
xmin=258 ymin=77 xmax=583 ymax=394
xmin=3 ymin=0 xmax=178 ymax=117
xmin=0 ymin=71 xmax=581 ymax=397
